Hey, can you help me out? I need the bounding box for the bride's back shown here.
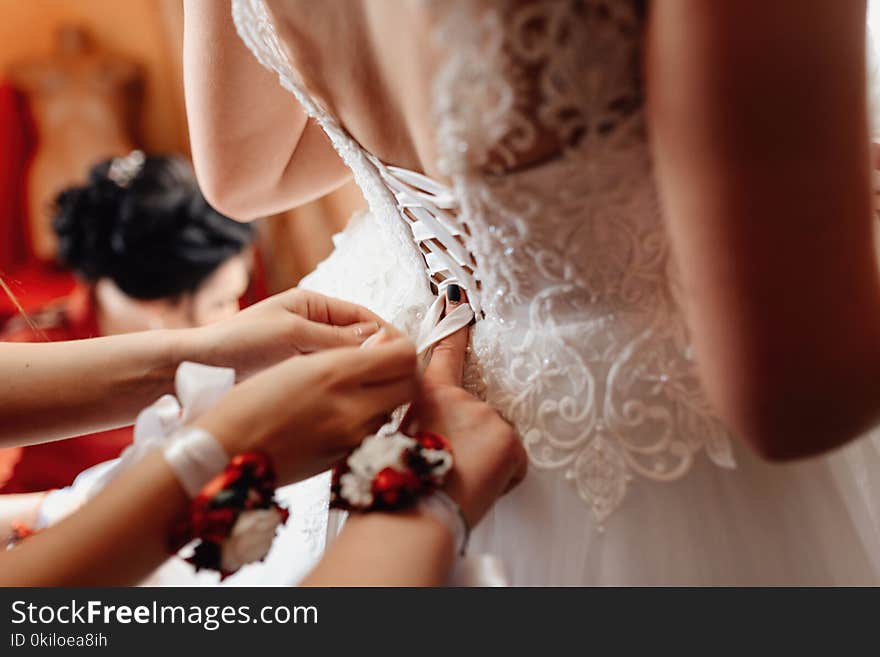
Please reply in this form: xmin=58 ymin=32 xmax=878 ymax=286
xmin=266 ymin=0 xmax=434 ymax=172
xmin=265 ymin=0 xmax=645 ymax=179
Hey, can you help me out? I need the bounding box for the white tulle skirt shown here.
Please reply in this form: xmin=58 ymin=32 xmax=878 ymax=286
xmin=471 ymin=437 xmax=880 ymax=585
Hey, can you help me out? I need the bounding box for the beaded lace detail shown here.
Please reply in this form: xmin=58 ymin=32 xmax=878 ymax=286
xmin=232 ymin=0 xmax=735 ymax=524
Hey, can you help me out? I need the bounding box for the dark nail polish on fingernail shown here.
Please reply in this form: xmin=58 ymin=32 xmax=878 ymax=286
xmin=446 ymin=284 xmax=461 ymax=303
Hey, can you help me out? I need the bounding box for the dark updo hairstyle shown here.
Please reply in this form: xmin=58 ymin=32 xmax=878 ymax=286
xmin=53 ymin=154 xmax=254 ymax=300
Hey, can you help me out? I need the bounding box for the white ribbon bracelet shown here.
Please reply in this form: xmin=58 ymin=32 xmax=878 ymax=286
xmin=421 ymin=493 xmax=510 ymax=586
xmin=162 ymin=426 xmax=229 ymax=498
xmin=417 ymin=490 xmax=470 ymax=557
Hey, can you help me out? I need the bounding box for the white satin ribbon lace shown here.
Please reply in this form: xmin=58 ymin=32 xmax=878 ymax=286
xmin=365 ymin=157 xmax=509 ymax=586
xmin=369 ymin=156 xmax=480 ymax=358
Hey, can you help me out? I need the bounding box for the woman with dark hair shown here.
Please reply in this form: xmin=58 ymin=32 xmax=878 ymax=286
xmin=0 ymin=152 xmax=255 ymax=495
xmin=53 ymin=151 xmax=254 ymax=331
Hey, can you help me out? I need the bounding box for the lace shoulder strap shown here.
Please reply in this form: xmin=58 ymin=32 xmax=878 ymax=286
xmin=231 ymin=0 xmax=339 ymax=131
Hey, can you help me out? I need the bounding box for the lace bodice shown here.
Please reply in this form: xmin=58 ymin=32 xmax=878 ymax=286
xmin=232 ymin=0 xmax=735 ymax=524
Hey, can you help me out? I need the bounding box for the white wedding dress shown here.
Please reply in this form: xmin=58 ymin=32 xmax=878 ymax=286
xmin=140 ymin=0 xmax=880 ymax=585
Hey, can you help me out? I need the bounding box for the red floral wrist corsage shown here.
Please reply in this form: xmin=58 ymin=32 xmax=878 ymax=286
xmin=168 ymin=452 xmax=289 ymax=579
xmin=330 ymin=431 xmax=453 ymax=511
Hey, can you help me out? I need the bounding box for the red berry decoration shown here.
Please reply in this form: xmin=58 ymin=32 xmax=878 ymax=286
xmin=330 ymin=431 xmax=454 ymax=512
xmin=168 ymin=451 xmax=288 ymax=578
xmin=414 ymin=431 xmax=451 ymax=452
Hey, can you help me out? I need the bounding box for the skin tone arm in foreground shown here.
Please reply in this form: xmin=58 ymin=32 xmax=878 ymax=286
xmin=0 ymin=298 xmax=525 ymax=586
xmin=0 ymin=288 xmax=383 ymax=448
xmin=648 ymin=0 xmax=880 ymax=459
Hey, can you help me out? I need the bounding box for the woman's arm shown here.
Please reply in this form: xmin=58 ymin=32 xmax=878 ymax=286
xmin=0 ymin=288 xmax=384 ymax=448
xmin=647 ymin=1 xmax=880 ymax=459
xmin=0 ymin=451 xmax=186 ymax=586
xmin=0 ymin=332 xmax=179 ymax=447
xmin=183 ymin=0 xmax=350 ymax=220
xmin=302 ymin=509 xmax=455 ymax=586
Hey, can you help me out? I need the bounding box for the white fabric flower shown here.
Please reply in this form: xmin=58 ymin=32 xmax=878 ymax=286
xmin=220 ymin=508 xmax=283 ymax=573
xmin=347 ymin=433 xmax=416 ymax=478
xmin=339 ymin=472 xmax=374 ymax=508
xmin=421 ymin=448 xmax=453 ymax=482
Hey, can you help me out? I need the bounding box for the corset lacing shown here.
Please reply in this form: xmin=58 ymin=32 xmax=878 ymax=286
xmin=368 ymin=155 xmax=483 ymax=358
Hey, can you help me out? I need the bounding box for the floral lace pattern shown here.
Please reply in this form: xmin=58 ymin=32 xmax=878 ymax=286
xmin=432 ymin=0 xmax=734 ymax=522
xmin=232 ymin=0 xmax=735 ymax=525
